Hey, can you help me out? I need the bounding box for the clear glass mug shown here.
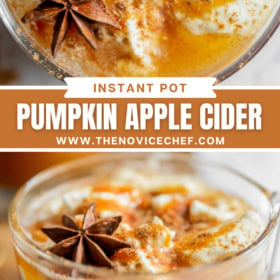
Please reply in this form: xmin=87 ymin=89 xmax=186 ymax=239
xmin=0 ymin=0 xmax=280 ymax=82
xmin=8 ymin=153 xmax=280 ymax=279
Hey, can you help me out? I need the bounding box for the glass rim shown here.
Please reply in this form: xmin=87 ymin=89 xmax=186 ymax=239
xmin=1 ymin=0 xmax=280 ymax=83
xmin=8 ymin=153 xmax=280 ymax=277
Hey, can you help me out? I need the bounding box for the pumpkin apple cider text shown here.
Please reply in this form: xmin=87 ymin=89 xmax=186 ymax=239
xmin=17 ymin=103 xmax=262 ymax=131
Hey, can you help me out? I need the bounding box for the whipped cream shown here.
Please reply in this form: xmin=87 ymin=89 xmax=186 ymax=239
xmin=124 ymin=0 xmax=167 ymax=68
xmin=189 ymin=197 xmax=246 ymax=222
xmin=177 ymin=0 xmax=274 ymax=36
xmin=113 ymin=217 xmax=175 ymax=272
xmin=119 ymin=0 xmax=275 ymax=67
xmin=113 ymin=210 xmax=265 ymax=273
xmin=103 ymin=163 xmax=207 ymax=196
xmin=24 ymin=185 xmax=92 ymax=223
xmin=115 ymin=216 xmax=175 ymax=249
xmin=178 ymin=210 xmax=265 ymax=267
xmin=26 ymin=156 xmax=267 ymax=274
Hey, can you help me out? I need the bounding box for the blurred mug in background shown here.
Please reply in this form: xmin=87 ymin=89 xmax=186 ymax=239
xmin=0 ymin=153 xmax=91 ymax=187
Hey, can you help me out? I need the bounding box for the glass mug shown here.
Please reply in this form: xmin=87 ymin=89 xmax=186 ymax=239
xmin=8 ymin=153 xmax=280 ymax=279
xmin=1 ymin=0 xmax=280 ymax=82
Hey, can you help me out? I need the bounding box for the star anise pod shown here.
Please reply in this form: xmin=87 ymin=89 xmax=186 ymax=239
xmin=22 ymin=0 xmax=121 ymax=57
xmin=41 ymin=203 xmax=131 ymax=268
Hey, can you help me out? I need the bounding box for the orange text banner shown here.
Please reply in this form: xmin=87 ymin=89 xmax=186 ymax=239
xmin=0 ymin=88 xmax=279 ymax=149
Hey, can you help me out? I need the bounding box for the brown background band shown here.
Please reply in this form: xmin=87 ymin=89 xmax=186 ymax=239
xmin=0 ymin=89 xmax=279 ymax=149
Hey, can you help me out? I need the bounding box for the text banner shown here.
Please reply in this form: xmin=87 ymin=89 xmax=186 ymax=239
xmin=0 ymin=87 xmax=279 ymax=150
